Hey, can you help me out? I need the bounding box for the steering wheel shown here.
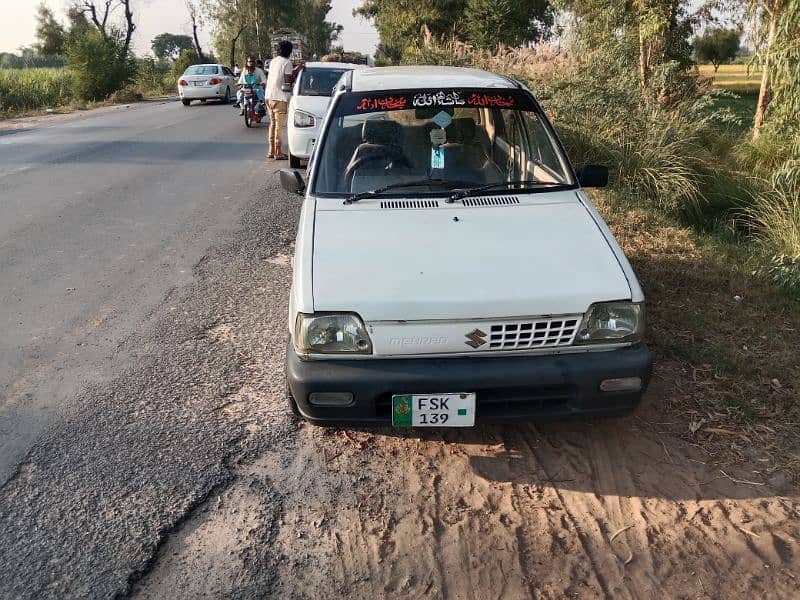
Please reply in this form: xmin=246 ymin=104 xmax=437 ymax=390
xmin=344 ymin=146 xmax=411 ymax=190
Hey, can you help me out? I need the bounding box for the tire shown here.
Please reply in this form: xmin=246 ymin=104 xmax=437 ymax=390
xmin=290 ymin=154 xmax=302 ymax=169
xmin=222 ymin=87 xmax=230 ymax=104
xmin=244 ymin=103 xmax=252 ymax=128
xmin=181 ymin=98 xmax=190 ymax=106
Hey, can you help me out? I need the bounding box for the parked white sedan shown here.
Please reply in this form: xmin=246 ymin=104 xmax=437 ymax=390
xmin=287 ymin=62 xmax=367 ymax=168
xmin=178 ymin=64 xmax=237 ymax=106
xmin=280 ymin=66 xmax=652 ymax=426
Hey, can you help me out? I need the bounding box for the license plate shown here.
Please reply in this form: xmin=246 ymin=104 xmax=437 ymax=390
xmin=194 ymin=81 xmax=204 ymax=86
xmin=392 ymin=393 xmax=475 ymax=427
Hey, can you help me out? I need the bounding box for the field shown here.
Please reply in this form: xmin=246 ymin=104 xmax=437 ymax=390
xmin=696 ymin=63 xmax=762 ymax=96
xmin=0 ymin=68 xmax=74 ymax=114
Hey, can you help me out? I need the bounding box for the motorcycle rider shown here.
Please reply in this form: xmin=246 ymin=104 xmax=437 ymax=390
xmin=234 ymin=56 xmax=266 ymax=116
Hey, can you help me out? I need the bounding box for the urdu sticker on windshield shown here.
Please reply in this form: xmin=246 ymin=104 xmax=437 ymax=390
xmin=343 ymin=89 xmax=532 ymax=114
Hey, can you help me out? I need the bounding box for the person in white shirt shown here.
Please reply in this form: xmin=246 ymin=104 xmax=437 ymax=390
xmin=265 ymin=41 xmax=304 ymax=160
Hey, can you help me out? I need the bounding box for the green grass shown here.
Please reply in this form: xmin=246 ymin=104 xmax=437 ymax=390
xmin=0 ymin=68 xmax=74 ymax=114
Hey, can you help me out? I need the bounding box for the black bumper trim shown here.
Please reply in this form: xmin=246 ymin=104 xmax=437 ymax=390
xmin=287 ymin=344 xmax=652 ymax=425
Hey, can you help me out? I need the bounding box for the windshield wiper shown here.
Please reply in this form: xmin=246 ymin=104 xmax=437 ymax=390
xmin=447 ymin=180 xmax=566 ymax=202
xmin=345 ymin=179 xmax=478 ymax=204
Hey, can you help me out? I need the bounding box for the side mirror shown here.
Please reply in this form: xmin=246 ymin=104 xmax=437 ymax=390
xmin=576 ymin=164 xmax=609 ymax=188
xmin=280 ymin=169 xmax=305 ymax=195
xmin=281 ymin=82 xmax=292 ymax=92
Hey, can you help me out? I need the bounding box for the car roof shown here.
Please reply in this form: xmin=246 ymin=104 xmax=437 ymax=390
xmin=302 ymin=61 xmax=367 ymax=70
xmin=350 ymin=66 xmax=517 ymax=93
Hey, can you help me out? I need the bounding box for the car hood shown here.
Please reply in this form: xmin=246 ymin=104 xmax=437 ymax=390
xmin=293 ymin=95 xmax=332 ymax=117
xmin=311 ymin=192 xmax=632 ymax=321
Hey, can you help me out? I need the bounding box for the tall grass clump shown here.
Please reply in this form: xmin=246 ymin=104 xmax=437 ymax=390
xmin=0 ymin=68 xmax=73 ymax=113
xmin=748 ymin=161 xmax=800 ymax=298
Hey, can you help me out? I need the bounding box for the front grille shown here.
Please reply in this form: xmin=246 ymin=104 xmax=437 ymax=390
xmin=380 ymin=200 xmax=439 ymax=209
xmin=488 ymin=317 xmax=580 ymax=350
xmin=461 ymin=196 xmax=520 ymax=207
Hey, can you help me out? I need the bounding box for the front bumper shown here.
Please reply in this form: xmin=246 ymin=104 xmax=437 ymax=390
xmin=287 ymin=121 xmax=320 ymax=159
xmin=287 ymin=344 xmax=652 ymax=425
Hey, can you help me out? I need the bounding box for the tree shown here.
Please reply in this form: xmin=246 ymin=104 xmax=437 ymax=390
xmin=186 ymin=0 xmax=205 ymax=61
xmin=464 ymin=0 xmax=553 ymax=49
xmin=693 ymin=27 xmax=740 ymax=71
xmin=354 ymin=0 xmax=466 ymax=62
xmin=295 ymin=0 xmax=342 ymax=57
xmin=34 ymin=3 xmax=66 ymax=57
xmin=67 ymin=27 xmax=135 ymax=100
xmin=747 ymin=0 xmax=798 ymax=139
xmin=203 ymin=0 xmax=340 ymax=63
xmin=74 ymin=1 xmax=136 ymax=54
xmin=151 ymin=33 xmax=194 ymax=60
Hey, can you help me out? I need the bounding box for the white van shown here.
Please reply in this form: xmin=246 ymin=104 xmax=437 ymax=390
xmin=287 ymin=61 xmax=367 ymax=168
xmin=280 ymin=66 xmax=652 ymax=427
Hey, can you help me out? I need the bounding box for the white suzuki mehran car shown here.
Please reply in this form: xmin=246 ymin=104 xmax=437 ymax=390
xmin=287 ymin=61 xmax=367 ymax=168
xmin=280 ymin=66 xmax=651 ymax=427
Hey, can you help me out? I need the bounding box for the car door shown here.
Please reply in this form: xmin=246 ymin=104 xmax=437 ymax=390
xmin=221 ymin=66 xmax=235 ymax=91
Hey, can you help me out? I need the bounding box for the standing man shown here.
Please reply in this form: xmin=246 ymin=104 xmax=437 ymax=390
xmin=265 ymin=41 xmax=303 ymax=160
xmin=233 ymin=62 xmax=241 ymax=77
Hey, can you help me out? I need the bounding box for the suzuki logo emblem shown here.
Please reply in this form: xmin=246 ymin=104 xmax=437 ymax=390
xmin=465 ymin=328 xmax=487 ymax=348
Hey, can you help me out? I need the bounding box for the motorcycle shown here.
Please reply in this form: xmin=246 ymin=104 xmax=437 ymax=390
xmin=241 ymin=83 xmax=267 ymax=128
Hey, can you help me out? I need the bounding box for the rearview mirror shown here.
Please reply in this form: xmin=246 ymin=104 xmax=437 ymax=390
xmin=576 ymin=164 xmax=609 ymax=188
xmin=280 ymin=169 xmax=305 ymax=195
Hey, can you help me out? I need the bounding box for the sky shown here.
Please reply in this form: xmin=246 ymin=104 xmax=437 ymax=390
xmin=0 ymin=0 xmax=380 ymax=56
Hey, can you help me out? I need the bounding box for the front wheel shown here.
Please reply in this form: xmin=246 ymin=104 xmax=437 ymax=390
xmin=289 ymin=154 xmax=302 ymax=169
xmin=244 ymin=103 xmax=252 ymax=128
xmin=181 ymin=98 xmax=190 ymax=106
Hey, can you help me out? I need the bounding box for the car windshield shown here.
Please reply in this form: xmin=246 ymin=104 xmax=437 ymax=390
xmin=312 ymin=88 xmax=574 ymax=196
xmin=299 ymin=68 xmax=347 ymax=96
xmin=184 ymin=65 xmax=219 ymax=76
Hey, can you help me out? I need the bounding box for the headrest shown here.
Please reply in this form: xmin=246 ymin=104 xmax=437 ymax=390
xmin=362 ymin=120 xmax=400 ymax=145
xmin=454 ymin=118 xmax=477 ymax=142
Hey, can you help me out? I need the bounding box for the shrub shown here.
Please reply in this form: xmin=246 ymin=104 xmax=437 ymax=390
xmin=134 ymin=57 xmax=173 ymax=96
xmin=109 ymin=84 xmax=143 ymax=103
xmin=67 ymin=29 xmax=135 ymax=101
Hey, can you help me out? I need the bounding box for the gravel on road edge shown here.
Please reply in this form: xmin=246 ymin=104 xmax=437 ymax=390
xmin=0 ymin=175 xmax=301 ymax=599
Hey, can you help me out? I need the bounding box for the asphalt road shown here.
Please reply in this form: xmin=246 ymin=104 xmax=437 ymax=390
xmin=0 ymin=100 xmax=300 ymax=596
xmin=0 ymin=100 xmax=276 ymax=482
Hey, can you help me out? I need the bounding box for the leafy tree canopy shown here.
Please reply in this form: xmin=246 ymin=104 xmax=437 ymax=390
xmin=151 ymin=33 xmax=195 ymax=60
xmin=693 ymin=27 xmax=740 ymax=71
xmin=34 ymin=3 xmax=67 ymax=57
xmin=355 ymin=0 xmax=553 ymax=60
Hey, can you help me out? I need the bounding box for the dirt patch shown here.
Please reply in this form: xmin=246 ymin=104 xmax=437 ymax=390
xmin=599 ymin=198 xmax=800 ymax=483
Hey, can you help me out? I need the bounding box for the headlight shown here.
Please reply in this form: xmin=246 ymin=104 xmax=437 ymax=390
xmin=575 ymin=302 xmax=643 ymax=344
xmin=294 ymin=110 xmax=316 ymax=128
xmin=295 ymin=313 xmax=372 ymax=354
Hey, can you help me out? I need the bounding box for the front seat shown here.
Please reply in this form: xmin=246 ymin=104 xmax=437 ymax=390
xmin=344 ymin=120 xmax=408 ymax=190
